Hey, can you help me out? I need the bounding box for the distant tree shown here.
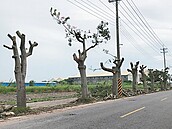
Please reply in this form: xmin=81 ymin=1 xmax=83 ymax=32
xmin=148 ymin=69 xmax=155 ymax=91
xmin=162 ymin=67 xmax=169 ymax=90
xmin=50 ymin=8 xmax=110 ymax=99
xmin=139 ymin=65 xmax=148 ymax=93
xmin=127 ymin=61 xmax=139 ymax=93
xmin=29 ymin=80 xmax=35 ymax=86
xmin=153 ymin=69 xmax=163 ymax=90
xmin=148 ymin=69 xmax=169 ymax=91
xmin=100 ymin=58 xmax=124 ymax=98
xmin=3 ymin=31 xmax=38 ymax=107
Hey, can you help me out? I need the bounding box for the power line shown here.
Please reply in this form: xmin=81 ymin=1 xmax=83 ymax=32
xmin=120 ymin=18 xmax=161 ymax=55
xmin=116 ymin=6 xmax=161 ymax=54
xmin=67 ymin=0 xmax=170 ymax=59
xmin=126 ymin=0 xmax=164 ymax=47
xmin=98 ymin=0 xmax=162 ymax=54
xmin=120 ymin=2 xmax=161 ymax=50
xmin=67 ymin=0 xmax=115 ymax=26
xmin=86 ymin=0 xmax=115 ymax=21
xmin=120 ymin=24 xmax=157 ymax=60
xmin=67 ymin=0 xmax=107 ymax=24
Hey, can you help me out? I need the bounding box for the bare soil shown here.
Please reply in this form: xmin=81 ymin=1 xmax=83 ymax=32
xmin=0 ymin=92 xmax=77 ymax=105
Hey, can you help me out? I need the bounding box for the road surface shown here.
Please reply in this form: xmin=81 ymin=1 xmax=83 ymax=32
xmin=1 ymin=90 xmax=172 ymax=129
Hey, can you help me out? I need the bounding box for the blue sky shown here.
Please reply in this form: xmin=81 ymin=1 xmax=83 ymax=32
xmin=1 ymin=0 xmax=172 ymax=82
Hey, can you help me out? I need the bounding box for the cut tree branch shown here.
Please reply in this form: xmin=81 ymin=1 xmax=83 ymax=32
xmin=73 ymin=53 xmax=79 ymax=63
xmin=127 ymin=69 xmax=132 ymax=73
xmin=100 ymin=62 xmax=114 ymax=73
xmin=26 ymin=41 xmax=38 ymax=57
xmin=7 ymin=34 xmax=15 ymax=42
xmin=16 ymin=31 xmax=22 ymax=38
xmin=3 ymin=45 xmax=13 ymax=50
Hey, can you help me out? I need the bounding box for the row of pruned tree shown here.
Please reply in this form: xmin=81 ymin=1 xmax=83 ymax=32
xmin=3 ymin=8 xmax=109 ymax=108
xmin=127 ymin=61 xmax=170 ymax=94
xmin=51 ymin=8 xmax=171 ymax=99
xmin=2 ymin=8 xmax=170 ymax=108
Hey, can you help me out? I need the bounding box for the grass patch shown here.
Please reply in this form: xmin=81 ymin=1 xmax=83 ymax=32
xmin=0 ymin=86 xmax=16 ymax=94
xmin=11 ymin=107 xmax=32 ymax=116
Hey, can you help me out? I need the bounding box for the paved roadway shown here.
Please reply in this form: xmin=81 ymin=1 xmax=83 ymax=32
xmin=1 ymin=90 xmax=172 ymax=129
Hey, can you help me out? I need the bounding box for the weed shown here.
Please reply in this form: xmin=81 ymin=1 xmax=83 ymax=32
xmin=11 ymin=107 xmax=31 ymax=115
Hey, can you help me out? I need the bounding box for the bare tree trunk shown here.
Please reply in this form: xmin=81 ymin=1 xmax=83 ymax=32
xmin=160 ymin=81 xmax=164 ymax=90
xmin=132 ymin=73 xmax=137 ymax=92
xmin=113 ymin=72 xmax=118 ymax=97
xmin=148 ymin=69 xmax=155 ymax=92
xmin=151 ymin=78 xmax=155 ymax=91
xmin=73 ymin=50 xmax=88 ymax=99
xmin=139 ymin=65 xmax=148 ymax=93
xmin=78 ymin=64 xmax=88 ymax=98
xmin=4 ymin=31 xmax=38 ymax=107
xmin=111 ymin=73 xmax=118 ymax=97
xmin=16 ymin=79 xmax=26 ymax=107
xmin=100 ymin=58 xmax=124 ymax=98
xmin=127 ymin=61 xmax=139 ymax=94
xmin=142 ymin=75 xmax=148 ymax=93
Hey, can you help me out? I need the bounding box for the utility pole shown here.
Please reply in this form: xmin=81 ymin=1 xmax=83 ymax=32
xmin=108 ymin=0 xmax=122 ymax=98
xmin=108 ymin=0 xmax=121 ymax=77
xmin=161 ymin=47 xmax=168 ymax=70
xmin=161 ymin=46 xmax=168 ymax=90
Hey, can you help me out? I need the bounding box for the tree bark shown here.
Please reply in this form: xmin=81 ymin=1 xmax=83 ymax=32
xmin=78 ymin=64 xmax=88 ymax=98
xmin=132 ymin=72 xmax=137 ymax=92
xmin=149 ymin=69 xmax=155 ymax=91
xmin=151 ymin=78 xmax=155 ymax=91
xmin=113 ymin=71 xmax=118 ymax=97
xmin=139 ymin=65 xmax=148 ymax=93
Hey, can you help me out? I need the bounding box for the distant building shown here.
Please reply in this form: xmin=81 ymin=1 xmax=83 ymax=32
xmin=0 ymin=82 xmax=56 ymax=86
xmin=67 ymin=72 xmax=134 ymax=85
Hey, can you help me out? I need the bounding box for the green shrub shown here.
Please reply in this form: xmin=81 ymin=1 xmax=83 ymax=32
xmin=11 ymin=107 xmax=31 ymax=115
xmin=89 ymin=83 xmax=111 ymax=98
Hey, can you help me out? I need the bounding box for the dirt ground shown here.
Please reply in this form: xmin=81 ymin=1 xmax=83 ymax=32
xmin=0 ymin=92 xmax=77 ymax=104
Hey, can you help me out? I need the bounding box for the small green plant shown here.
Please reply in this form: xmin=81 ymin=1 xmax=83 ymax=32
xmin=89 ymin=83 xmax=111 ymax=99
xmin=11 ymin=107 xmax=31 ymax=115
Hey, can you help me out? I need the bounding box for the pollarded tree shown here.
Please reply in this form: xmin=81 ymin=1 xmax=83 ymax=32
xmin=139 ymin=65 xmax=148 ymax=93
xmin=100 ymin=58 xmax=124 ymax=98
xmin=50 ymin=8 xmax=110 ymax=99
xmin=127 ymin=61 xmax=139 ymax=93
xmin=3 ymin=31 xmax=38 ymax=107
xmin=148 ymin=69 xmax=155 ymax=91
xmin=162 ymin=67 xmax=169 ymax=90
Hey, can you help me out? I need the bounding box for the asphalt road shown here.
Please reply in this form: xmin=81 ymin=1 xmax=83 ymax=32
xmin=1 ymin=90 xmax=172 ymax=129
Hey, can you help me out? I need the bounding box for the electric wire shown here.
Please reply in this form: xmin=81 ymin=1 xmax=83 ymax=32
xmin=67 ymin=0 xmax=115 ymax=26
xmin=120 ymin=2 xmax=161 ymax=50
xmin=117 ymin=6 xmax=161 ymax=54
xmin=126 ymin=0 xmax=164 ymax=47
xmin=120 ymin=25 xmax=156 ymax=60
xmin=67 ymin=0 xmax=108 ymax=24
xmin=67 ymin=0 xmax=170 ymax=62
xmin=98 ymin=0 xmax=162 ymax=55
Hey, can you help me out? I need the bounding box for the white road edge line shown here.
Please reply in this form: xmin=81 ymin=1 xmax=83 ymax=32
xmin=161 ymin=98 xmax=167 ymax=101
xmin=120 ymin=107 xmax=145 ymax=118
